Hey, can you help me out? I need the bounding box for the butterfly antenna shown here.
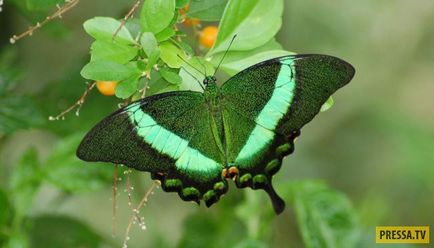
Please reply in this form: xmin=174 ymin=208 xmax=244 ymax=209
xmin=198 ymin=60 xmax=207 ymax=76
xmin=176 ymin=54 xmax=206 ymax=77
xmin=180 ymin=66 xmax=205 ymax=91
xmin=214 ymin=34 xmax=237 ymax=76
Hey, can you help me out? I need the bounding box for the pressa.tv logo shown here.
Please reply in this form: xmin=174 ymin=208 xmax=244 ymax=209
xmin=376 ymin=226 xmax=430 ymax=244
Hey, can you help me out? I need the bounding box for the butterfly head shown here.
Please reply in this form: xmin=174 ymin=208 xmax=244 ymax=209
xmin=203 ymin=76 xmax=217 ymax=87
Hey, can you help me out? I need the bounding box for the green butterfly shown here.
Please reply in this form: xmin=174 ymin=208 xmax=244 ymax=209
xmin=77 ymin=54 xmax=355 ymax=214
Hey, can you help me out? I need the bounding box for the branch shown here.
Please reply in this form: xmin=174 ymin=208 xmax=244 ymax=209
xmin=113 ymin=0 xmax=143 ymax=40
xmin=122 ymin=180 xmax=160 ymax=248
xmin=10 ymin=0 xmax=80 ymax=44
xmin=48 ymin=81 xmax=96 ymax=121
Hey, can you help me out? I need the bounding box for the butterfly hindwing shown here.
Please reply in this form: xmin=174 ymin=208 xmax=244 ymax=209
xmin=77 ymin=91 xmax=228 ymax=205
xmin=220 ymin=54 xmax=354 ymax=213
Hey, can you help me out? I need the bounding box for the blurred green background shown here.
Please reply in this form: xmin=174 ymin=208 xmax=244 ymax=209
xmin=0 ymin=0 xmax=433 ymax=247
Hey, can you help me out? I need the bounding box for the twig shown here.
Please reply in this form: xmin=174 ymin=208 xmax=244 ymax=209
xmin=48 ymin=81 xmax=96 ymax=121
xmin=113 ymin=0 xmax=143 ymax=40
xmin=122 ymin=180 xmax=160 ymax=248
xmin=10 ymin=0 xmax=80 ymax=44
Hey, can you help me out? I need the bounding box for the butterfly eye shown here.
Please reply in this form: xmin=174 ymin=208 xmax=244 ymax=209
xmin=203 ymin=79 xmax=209 ymax=85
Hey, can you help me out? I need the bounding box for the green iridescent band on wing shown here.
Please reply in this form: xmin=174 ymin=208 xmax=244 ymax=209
xmin=235 ymin=58 xmax=295 ymax=167
xmin=127 ymin=104 xmax=222 ymax=179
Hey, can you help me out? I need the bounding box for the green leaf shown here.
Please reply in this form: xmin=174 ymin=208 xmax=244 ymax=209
xmin=210 ymin=0 xmax=283 ymax=55
xmin=159 ymin=41 xmax=186 ymax=68
xmin=140 ymin=0 xmax=176 ymax=34
xmin=155 ymin=27 xmax=176 ymax=42
xmin=28 ymin=215 xmax=102 ymax=248
xmin=0 ymin=96 xmax=44 ymax=135
xmin=159 ymin=67 xmax=182 ymax=85
xmin=179 ymin=57 xmax=214 ymax=92
xmin=10 ymin=148 xmax=42 ymax=217
xmin=284 ymin=181 xmax=360 ymax=248
xmin=90 ymin=40 xmax=139 ymax=64
xmin=115 ymin=75 xmax=140 ymax=99
xmin=80 ymin=61 xmax=140 ymax=81
xmin=146 ymin=70 xmax=177 ymax=96
xmin=176 ymin=0 xmax=189 ymax=9
xmin=83 ymin=17 xmax=135 ymax=45
xmin=320 ymin=97 xmax=335 ymax=112
xmin=44 ymin=134 xmax=113 ymax=192
xmin=140 ymin=32 xmax=159 ymax=57
xmin=188 ymin=0 xmax=228 ymax=21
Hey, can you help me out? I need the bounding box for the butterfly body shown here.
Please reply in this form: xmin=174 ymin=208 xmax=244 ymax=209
xmin=77 ymin=55 xmax=355 ymax=214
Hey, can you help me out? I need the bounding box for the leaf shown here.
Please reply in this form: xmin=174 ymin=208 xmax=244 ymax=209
xmin=176 ymin=0 xmax=189 ymax=8
xmin=283 ymin=181 xmax=360 ymax=248
xmin=159 ymin=41 xmax=186 ymax=68
xmin=210 ymin=0 xmax=284 ymax=55
xmin=140 ymin=32 xmax=159 ymax=57
xmin=28 ymin=215 xmax=102 ymax=248
xmin=188 ymin=0 xmax=228 ymax=21
xmin=44 ymin=134 xmax=113 ymax=192
xmin=83 ymin=17 xmax=135 ymax=45
xmin=115 ymin=75 xmax=140 ymax=99
xmin=320 ymin=97 xmax=335 ymax=112
xmin=155 ymin=27 xmax=176 ymax=42
xmin=90 ymin=40 xmax=139 ymax=64
xmin=146 ymin=70 xmax=176 ymax=96
xmin=140 ymin=33 xmax=161 ymax=70
xmin=10 ymin=148 xmax=42 ymax=217
xmin=179 ymin=57 xmax=215 ymax=92
xmin=140 ymin=0 xmax=176 ymax=34
xmin=80 ymin=61 xmax=140 ymax=81
xmin=0 ymin=96 xmax=44 ymax=135
xmin=159 ymin=67 xmax=182 ymax=85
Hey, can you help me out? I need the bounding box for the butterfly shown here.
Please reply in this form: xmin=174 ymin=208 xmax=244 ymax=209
xmin=76 ymin=54 xmax=355 ymax=214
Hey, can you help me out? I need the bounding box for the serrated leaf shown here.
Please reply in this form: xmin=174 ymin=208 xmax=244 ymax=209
xmin=160 ymin=67 xmax=182 ymax=85
xmin=320 ymin=97 xmax=335 ymax=112
xmin=140 ymin=0 xmax=176 ymax=34
xmin=115 ymin=75 xmax=140 ymax=99
xmin=44 ymin=134 xmax=113 ymax=192
xmin=90 ymin=40 xmax=139 ymax=64
xmin=83 ymin=17 xmax=135 ymax=45
xmin=188 ymin=0 xmax=228 ymax=21
xmin=159 ymin=41 xmax=186 ymax=68
xmin=80 ymin=61 xmax=139 ymax=81
xmin=210 ymin=0 xmax=283 ymax=55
